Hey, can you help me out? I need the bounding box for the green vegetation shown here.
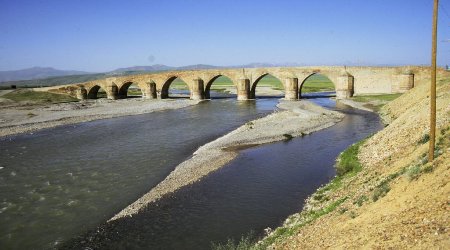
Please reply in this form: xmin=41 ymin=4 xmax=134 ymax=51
xmin=210 ymin=76 xmax=234 ymax=86
xmin=405 ymin=165 xmax=421 ymax=181
xmin=351 ymin=93 xmax=402 ymax=103
xmin=300 ymin=74 xmax=335 ymax=93
xmin=417 ymin=134 xmax=430 ymax=144
xmin=169 ymin=74 xmax=335 ymax=95
xmin=3 ymin=90 xmax=78 ymax=103
xmin=246 ymin=137 xmax=368 ymax=248
xmin=0 ymin=73 xmax=107 ymax=88
xmin=372 ymin=183 xmax=391 ymax=201
xmin=254 ymin=197 xmax=348 ymax=249
xmin=0 ymin=70 xmax=169 ymax=89
xmin=257 ymin=74 xmax=334 ymax=94
xmin=282 ymin=134 xmax=293 ymax=140
xmin=211 ymin=232 xmax=256 ymax=250
xmin=170 ymin=78 xmax=190 ymax=89
xmin=351 ymin=93 xmax=402 ymax=111
xmin=256 ymin=75 xmax=283 ymax=90
xmin=354 ymin=195 xmax=368 ymax=207
xmin=369 ymin=128 xmax=449 ymax=202
xmin=336 ymin=140 xmax=365 ymax=176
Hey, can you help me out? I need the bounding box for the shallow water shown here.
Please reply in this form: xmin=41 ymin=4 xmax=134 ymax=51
xmin=61 ymin=96 xmax=383 ymax=249
xmin=0 ymin=93 xmax=279 ymax=249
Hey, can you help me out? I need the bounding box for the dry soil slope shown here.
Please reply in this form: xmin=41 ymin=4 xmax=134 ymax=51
xmin=270 ymin=72 xmax=450 ymax=249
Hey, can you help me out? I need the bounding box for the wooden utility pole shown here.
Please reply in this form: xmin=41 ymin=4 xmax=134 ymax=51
xmin=429 ymin=0 xmax=439 ymax=162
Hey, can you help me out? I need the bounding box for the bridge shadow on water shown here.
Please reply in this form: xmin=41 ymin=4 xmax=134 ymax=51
xmin=301 ymin=91 xmax=336 ymax=99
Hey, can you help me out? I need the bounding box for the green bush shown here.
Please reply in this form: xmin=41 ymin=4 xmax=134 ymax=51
xmin=211 ymin=232 xmax=256 ymax=250
xmin=406 ymin=165 xmax=421 ymax=181
xmin=417 ymin=134 xmax=430 ymax=144
xmin=336 ymin=141 xmax=363 ymax=176
xmin=354 ymin=195 xmax=368 ymax=207
xmin=372 ymin=183 xmax=390 ymax=201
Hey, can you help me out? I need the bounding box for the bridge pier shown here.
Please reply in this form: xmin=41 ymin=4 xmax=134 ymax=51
xmin=160 ymin=88 xmax=168 ymax=99
xmin=394 ymin=72 xmax=414 ymax=93
xmin=143 ymin=81 xmax=157 ymax=99
xmin=105 ymin=84 xmax=119 ymax=100
xmin=336 ymin=73 xmax=354 ymax=99
xmin=237 ymin=78 xmax=250 ymax=100
xmin=76 ymin=87 xmax=87 ymax=100
xmin=191 ymin=78 xmax=205 ymax=100
xmin=284 ymin=78 xmax=299 ymax=100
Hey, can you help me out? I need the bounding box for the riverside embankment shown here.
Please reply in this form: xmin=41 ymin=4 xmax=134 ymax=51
xmin=257 ymin=72 xmax=450 ymax=249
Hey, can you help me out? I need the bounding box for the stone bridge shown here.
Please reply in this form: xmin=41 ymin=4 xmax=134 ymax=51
xmin=40 ymin=66 xmax=431 ymax=101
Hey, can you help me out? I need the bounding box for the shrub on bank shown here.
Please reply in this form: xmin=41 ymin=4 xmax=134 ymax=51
xmin=336 ymin=141 xmax=364 ymax=176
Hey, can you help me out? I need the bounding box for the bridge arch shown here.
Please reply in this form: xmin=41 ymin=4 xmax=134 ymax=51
xmin=251 ymin=73 xmax=283 ymax=99
xmin=299 ymin=73 xmax=335 ymax=98
xmin=160 ymin=76 xmax=190 ymax=99
xmin=87 ymin=85 xmax=106 ymax=99
xmin=204 ymin=74 xmax=235 ymax=99
xmin=118 ymin=81 xmax=143 ymax=99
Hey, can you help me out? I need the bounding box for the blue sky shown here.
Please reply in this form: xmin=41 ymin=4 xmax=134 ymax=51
xmin=0 ymin=0 xmax=449 ymax=72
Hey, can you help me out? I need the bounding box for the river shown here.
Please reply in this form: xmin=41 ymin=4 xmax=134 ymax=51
xmin=0 ymin=93 xmax=383 ymax=249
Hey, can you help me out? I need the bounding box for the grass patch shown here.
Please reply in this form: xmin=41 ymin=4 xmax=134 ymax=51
xmin=351 ymin=94 xmax=402 ymax=103
xmin=406 ymin=165 xmax=421 ymax=181
xmin=3 ymin=90 xmax=78 ymax=103
xmin=336 ymin=140 xmax=365 ymax=176
xmin=354 ymin=195 xmax=368 ymax=207
xmin=211 ymin=232 xmax=256 ymax=250
xmin=351 ymin=94 xmax=402 ymax=111
xmin=256 ymin=197 xmax=348 ymax=249
xmin=417 ymin=134 xmax=430 ymax=144
xmin=301 ymin=74 xmax=334 ymax=93
xmin=372 ymin=183 xmax=391 ymax=201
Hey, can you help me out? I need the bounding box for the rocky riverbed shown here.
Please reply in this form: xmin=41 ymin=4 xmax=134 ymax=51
xmin=0 ymin=97 xmax=201 ymax=137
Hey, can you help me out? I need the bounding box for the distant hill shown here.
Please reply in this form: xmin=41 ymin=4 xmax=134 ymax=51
xmin=109 ymin=64 xmax=175 ymax=73
xmin=0 ymin=67 xmax=92 ymax=82
xmin=109 ymin=64 xmax=220 ymax=73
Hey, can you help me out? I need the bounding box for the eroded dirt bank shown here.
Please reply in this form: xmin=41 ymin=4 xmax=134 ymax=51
xmin=110 ymin=100 xmax=345 ymax=220
xmin=0 ymin=98 xmax=200 ymax=137
xmin=259 ymin=73 xmax=450 ymax=249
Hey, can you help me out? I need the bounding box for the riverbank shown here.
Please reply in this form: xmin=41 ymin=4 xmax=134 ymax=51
xmin=110 ymin=99 xmax=345 ymax=220
xmin=0 ymin=96 xmax=201 ymax=137
xmin=255 ymin=73 xmax=450 ymax=249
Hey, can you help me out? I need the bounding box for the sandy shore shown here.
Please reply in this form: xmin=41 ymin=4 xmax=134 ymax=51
xmin=110 ymin=99 xmax=345 ymax=220
xmin=337 ymin=99 xmax=373 ymax=112
xmin=0 ymin=98 xmax=201 ymax=138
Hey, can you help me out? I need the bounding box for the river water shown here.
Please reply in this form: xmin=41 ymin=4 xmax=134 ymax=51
xmin=0 ymin=93 xmax=383 ymax=249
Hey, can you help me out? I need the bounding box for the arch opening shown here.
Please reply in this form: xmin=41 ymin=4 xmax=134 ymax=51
xmin=251 ymin=73 xmax=283 ymax=99
xmin=299 ymin=73 xmax=335 ymax=98
xmin=161 ymin=77 xmax=190 ymax=99
xmin=87 ymin=85 xmax=107 ymax=99
xmin=118 ymin=82 xmax=142 ymax=99
xmin=205 ymin=75 xmax=235 ymax=99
